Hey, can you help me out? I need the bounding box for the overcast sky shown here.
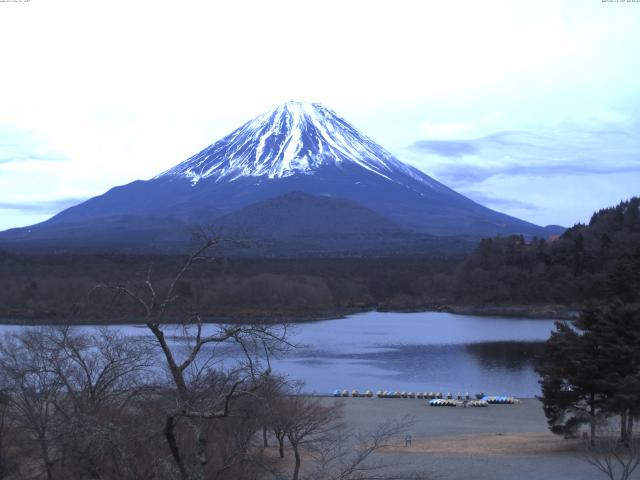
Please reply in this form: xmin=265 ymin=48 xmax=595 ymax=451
xmin=0 ymin=0 xmax=639 ymax=230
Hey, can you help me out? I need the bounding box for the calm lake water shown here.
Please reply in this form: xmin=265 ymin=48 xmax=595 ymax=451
xmin=0 ymin=311 xmax=558 ymax=397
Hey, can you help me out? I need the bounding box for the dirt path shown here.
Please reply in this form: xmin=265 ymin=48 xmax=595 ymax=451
xmin=382 ymin=432 xmax=582 ymax=456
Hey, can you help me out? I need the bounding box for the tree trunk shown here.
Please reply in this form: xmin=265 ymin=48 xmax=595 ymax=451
xmin=192 ymin=419 xmax=207 ymax=480
xmin=291 ymin=444 xmax=301 ymax=480
xmin=263 ymin=426 xmax=268 ymax=448
xmin=44 ymin=462 xmax=53 ymax=480
xmin=621 ymin=410 xmax=629 ymax=446
xmin=0 ymin=432 xmax=5 ymax=480
xmin=147 ymin=324 xmax=189 ymax=398
xmin=590 ymin=393 xmax=596 ymax=447
xmin=164 ymin=415 xmax=188 ymax=480
xmin=278 ymin=437 xmax=285 ymax=458
xmin=39 ymin=438 xmax=53 ymax=480
xmin=628 ymin=415 xmax=634 ymax=440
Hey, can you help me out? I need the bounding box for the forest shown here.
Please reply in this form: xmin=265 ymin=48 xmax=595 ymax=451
xmin=1 ymin=197 xmax=639 ymax=324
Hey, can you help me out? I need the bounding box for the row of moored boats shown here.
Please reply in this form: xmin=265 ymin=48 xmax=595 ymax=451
xmin=332 ymin=390 xmax=519 ymax=405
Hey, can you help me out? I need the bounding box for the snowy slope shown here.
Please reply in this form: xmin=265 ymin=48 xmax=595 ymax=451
xmin=158 ymin=101 xmax=448 ymax=193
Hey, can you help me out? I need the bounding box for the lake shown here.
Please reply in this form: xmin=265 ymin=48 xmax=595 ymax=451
xmin=275 ymin=311 xmax=557 ymax=397
xmin=0 ymin=311 xmax=559 ymax=397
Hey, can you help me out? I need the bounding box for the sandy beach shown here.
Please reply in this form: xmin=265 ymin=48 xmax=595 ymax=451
xmin=318 ymin=397 xmax=638 ymax=480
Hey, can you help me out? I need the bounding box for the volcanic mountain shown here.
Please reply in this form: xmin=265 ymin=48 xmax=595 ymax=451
xmin=0 ymin=101 xmax=559 ymax=254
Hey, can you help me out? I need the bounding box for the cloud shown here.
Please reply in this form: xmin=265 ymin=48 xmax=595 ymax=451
xmin=410 ymin=140 xmax=478 ymax=157
xmin=463 ymin=191 xmax=540 ymax=212
xmin=460 ymin=171 xmax=640 ymax=228
xmin=0 ymin=198 xmax=84 ymax=215
xmin=405 ymin=127 xmax=640 ymax=186
xmin=0 ymin=126 xmax=67 ymax=165
xmin=408 ymin=131 xmax=538 ymax=158
xmin=418 ymin=121 xmax=477 ymax=138
xmin=400 ymin=116 xmax=640 ymax=227
xmin=444 ymin=160 xmax=640 ymax=185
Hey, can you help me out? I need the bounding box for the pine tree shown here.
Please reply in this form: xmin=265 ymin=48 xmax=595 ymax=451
xmin=538 ymin=299 xmax=640 ymax=444
xmin=596 ymin=302 xmax=640 ymax=445
xmin=537 ymin=310 xmax=608 ymax=444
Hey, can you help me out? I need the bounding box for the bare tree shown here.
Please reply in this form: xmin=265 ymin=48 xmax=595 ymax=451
xmin=42 ymin=327 xmax=158 ymax=480
xmin=0 ymin=326 xmax=162 ymax=480
xmin=583 ymin=429 xmax=640 ymax=480
xmin=283 ymin=395 xmax=337 ymax=480
xmin=0 ymin=331 xmax=63 ymax=480
xmin=260 ymin=378 xmax=301 ymax=459
xmin=266 ymin=400 xmax=427 ymax=480
xmin=270 ymin=396 xmax=290 ymax=459
xmin=39 ymin=326 xmax=154 ymax=415
xmin=0 ymin=388 xmax=11 ymax=480
xmin=310 ymin=416 xmax=427 ymax=480
xmin=94 ymin=237 xmax=291 ymax=480
xmin=253 ymin=375 xmax=289 ymax=451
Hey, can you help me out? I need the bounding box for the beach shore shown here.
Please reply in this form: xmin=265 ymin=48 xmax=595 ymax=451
xmin=319 ymin=397 xmax=635 ymax=480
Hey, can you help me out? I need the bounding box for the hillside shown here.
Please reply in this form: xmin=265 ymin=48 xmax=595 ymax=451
xmin=450 ymin=197 xmax=640 ymax=307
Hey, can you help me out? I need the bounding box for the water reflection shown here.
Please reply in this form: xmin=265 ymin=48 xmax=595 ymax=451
xmin=464 ymin=341 xmax=546 ymax=371
xmin=276 ymin=341 xmax=547 ymax=396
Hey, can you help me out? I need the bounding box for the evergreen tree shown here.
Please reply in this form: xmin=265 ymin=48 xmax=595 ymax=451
xmin=608 ymin=249 xmax=640 ymax=303
xmin=537 ymin=309 xmax=608 ymax=444
xmin=597 ymin=303 xmax=640 ymax=445
xmin=538 ymin=258 xmax=640 ymax=445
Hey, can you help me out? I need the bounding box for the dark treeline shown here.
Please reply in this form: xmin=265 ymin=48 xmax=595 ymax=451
xmin=0 ymin=254 xmax=457 ymax=322
xmin=2 ymin=197 xmax=639 ymax=323
xmin=454 ymin=197 xmax=640 ymax=307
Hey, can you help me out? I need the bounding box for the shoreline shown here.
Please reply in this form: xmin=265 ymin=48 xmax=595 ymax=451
xmin=0 ymin=303 xmax=579 ymax=325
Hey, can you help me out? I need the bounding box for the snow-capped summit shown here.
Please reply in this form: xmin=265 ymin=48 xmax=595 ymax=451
xmin=159 ymin=101 xmax=437 ymax=190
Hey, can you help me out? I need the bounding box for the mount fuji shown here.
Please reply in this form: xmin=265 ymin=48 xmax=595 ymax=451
xmin=0 ymin=102 xmax=560 ymax=254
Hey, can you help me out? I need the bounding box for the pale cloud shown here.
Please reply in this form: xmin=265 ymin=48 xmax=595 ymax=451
xmin=402 ymin=111 xmax=640 ymax=226
xmin=460 ymin=172 xmax=640 ymax=228
xmin=0 ymin=126 xmax=67 ymax=165
xmin=418 ymin=122 xmax=478 ymax=139
xmin=0 ymin=198 xmax=85 ymax=215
